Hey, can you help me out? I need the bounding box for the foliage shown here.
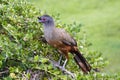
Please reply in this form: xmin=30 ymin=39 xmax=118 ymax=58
xmin=30 ymin=0 xmax=120 ymax=73
xmin=0 ymin=0 xmax=120 ymax=79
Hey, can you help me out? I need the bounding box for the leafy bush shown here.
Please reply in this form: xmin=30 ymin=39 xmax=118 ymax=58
xmin=0 ymin=0 xmax=120 ymax=79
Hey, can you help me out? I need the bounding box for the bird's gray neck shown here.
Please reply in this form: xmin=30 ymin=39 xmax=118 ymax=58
xmin=43 ymin=21 xmax=55 ymax=32
xmin=43 ymin=22 xmax=55 ymax=40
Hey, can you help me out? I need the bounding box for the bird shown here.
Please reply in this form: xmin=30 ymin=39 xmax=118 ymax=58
xmin=38 ymin=15 xmax=91 ymax=74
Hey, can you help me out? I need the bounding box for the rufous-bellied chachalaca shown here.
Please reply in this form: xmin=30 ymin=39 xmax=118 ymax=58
xmin=38 ymin=15 xmax=91 ymax=74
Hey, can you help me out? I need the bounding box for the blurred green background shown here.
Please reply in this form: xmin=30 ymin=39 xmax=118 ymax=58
xmin=29 ymin=0 xmax=120 ymax=73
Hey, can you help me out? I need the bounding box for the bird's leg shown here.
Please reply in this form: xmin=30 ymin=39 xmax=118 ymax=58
xmin=58 ymin=50 xmax=68 ymax=68
xmin=58 ymin=55 xmax=63 ymax=65
xmin=62 ymin=59 xmax=68 ymax=68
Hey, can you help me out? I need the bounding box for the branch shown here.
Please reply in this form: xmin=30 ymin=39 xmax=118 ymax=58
xmin=0 ymin=69 xmax=9 ymax=76
xmin=49 ymin=60 xmax=76 ymax=78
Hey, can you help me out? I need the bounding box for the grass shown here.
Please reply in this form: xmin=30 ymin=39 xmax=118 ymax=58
xmin=29 ymin=0 xmax=120 ymax=73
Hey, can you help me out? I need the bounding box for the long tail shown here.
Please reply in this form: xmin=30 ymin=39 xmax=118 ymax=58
xmin=72 ymin=50 xmax=91 ymax=74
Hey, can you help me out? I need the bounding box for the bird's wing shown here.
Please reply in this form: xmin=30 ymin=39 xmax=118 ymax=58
xmin=56 ymin=28 xmax=77 ymax=46
xmin=62 ymin=38 xmax=77 ymax=46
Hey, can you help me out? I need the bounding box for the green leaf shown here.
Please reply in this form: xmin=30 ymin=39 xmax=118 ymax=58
xmin=34 ymin=55 xmax=39 ymax=62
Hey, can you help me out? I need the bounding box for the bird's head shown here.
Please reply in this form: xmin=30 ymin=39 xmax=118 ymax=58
xmin=38 ymin=15 xmax=54 ymax=26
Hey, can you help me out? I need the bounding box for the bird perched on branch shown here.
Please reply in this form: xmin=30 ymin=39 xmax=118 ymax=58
xmin=38 ymin=15 xmax=91 ymax=74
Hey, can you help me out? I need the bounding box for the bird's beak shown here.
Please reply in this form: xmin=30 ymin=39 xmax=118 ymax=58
xmin=37 ymin=17 xmax=42 ymax=23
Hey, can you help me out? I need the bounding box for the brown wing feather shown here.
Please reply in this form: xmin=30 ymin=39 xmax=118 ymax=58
xmin=54 ymin=28 xmax=77 ymax=46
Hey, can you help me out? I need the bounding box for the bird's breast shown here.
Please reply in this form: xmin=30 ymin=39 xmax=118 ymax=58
xmin=44 ymin=27 xmax=53 ymax=41
xmin=44 ymin=27 xmax=60 ymax=42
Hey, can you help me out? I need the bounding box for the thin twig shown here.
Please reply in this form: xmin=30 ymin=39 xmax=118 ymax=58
xmin=0 ymin=69 xmax=9 ymax=76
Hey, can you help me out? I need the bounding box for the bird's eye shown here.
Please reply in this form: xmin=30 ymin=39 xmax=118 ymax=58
xmin=42 ymin=18 xmax=46 ymax=21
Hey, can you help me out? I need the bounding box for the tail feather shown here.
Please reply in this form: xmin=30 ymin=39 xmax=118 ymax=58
xmin=72 ymin=50 xmax=91 ymax=73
